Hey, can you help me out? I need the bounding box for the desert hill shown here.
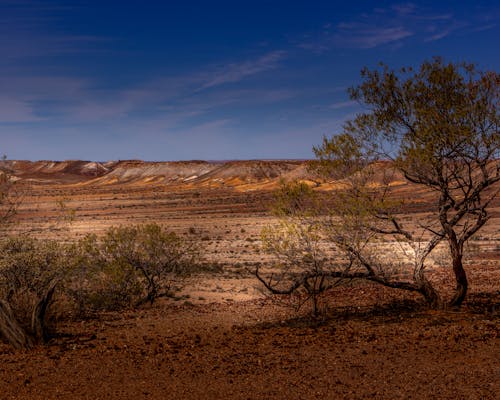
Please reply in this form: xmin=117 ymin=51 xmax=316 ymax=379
xmin=4 ymin=160 xmax=111 ymax=183
xmin=3 ymin=159 xmax=411 ymax=191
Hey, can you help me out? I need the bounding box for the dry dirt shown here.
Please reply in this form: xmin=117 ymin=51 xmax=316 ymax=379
xmin=0 ymin=160 xmax=498 ymax=399
xmin=0 ymin=277 xmax=498 ymax=400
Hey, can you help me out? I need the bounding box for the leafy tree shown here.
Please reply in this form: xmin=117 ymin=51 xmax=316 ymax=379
xmin=313 ymin=58 xmax=499 ymax=307
xmin=257 ymin=179 xmax=443 ymax=313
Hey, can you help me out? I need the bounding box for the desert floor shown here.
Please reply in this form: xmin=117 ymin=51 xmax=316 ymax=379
xmin=1 ymin=165 xmax=499 ymax=399
xmin=0 ymin=272 xmax=498 ymax=400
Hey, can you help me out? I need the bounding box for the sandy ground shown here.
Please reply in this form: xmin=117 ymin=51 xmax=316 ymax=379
xmin=0 ymin=171 xmax=498 ymax=399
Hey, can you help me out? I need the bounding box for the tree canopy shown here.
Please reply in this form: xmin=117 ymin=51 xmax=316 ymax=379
xmin=315 ymin=58 xmax=499 ymax=307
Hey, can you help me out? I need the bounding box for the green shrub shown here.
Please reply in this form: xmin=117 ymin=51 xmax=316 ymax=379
xmin=67 ymin=224 xmax=204 ymax=316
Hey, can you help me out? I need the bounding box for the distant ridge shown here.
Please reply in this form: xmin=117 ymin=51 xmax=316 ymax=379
xmin=4 ymin=159 xmax=408 ymax=191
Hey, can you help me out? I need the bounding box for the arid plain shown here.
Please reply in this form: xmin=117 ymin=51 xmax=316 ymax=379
xmin=1 ymin=159 xmax=498 ymax=399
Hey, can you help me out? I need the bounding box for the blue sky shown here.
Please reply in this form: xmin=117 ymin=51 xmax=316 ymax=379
xmin=1 ymin=0 xmax=499 ymax=161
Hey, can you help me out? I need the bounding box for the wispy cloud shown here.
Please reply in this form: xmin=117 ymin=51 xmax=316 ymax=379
xmin=391 ymin=2 xmax=417 ymax=15
xmin=199 ymin=50 xmax=287 ymax=90
xmin=328 ymin=100 xmax=357 ymax=110
xmin=469 ymin=23 xmax=497 ymax=33
xmin=0 ymin=47 xmax=293 ymax=127
xmin=0 ymin=75 xmax=91 ymax=124
xmin=335 ymin=23 xmax=412 ymax=48
xmin=0 ymin=97 xmax=41 ymax=123
xmin=0 ymin=1 xmax=111 ymax=63
xmin=295 ymin=2 xmax=492 ymax=51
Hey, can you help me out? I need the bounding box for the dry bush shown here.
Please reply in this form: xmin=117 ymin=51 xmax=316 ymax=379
xmin=257 ymin=182 xmax=340 ymax=315
xmin=66 ymin=234 xmax=142 ymax=316
xmin=66 ymin=223 xmax=204 ymax=316
xmin=0 ymin=236 xmax=67 ymax=348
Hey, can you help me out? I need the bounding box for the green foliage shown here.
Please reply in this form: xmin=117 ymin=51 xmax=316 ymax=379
xmin=272 ymin=180 xmax=317 ymax=217
xmin=345 ymin=58 xmax=499 ymax=187
xmin=261 ymin=220 xmax=326 ymax=269
xmin=67 ymin=224 xmax=203 ymax=315
xmin=260 ymin=59 xmax=498 ymax=311
xmin=103 ymin=224 xmax=201 ymax=304
xmin=312 ymin=133 xmax=376 ymax=181
xmin=260 ymin=218 xmax=332 ymax=315
xmin=66 ymin=234 xmax=140 ymax=315
xmin=260 ymin=181 xmax=348 ymax=315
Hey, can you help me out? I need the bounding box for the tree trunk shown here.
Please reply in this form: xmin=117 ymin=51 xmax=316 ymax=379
xmin=31 ymin=281 xmax=57 ymax=343
xmin=419 ymin=278 xmax=442 ymax=309
xmin=449 ymin=243 xmax=467 ymax=307
xmin=0 ymin=300 xmax=33 ymax=349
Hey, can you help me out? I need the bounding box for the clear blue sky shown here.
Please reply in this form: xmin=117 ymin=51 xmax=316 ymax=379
xmin=1 ymin=0 xmax=499 ymax=161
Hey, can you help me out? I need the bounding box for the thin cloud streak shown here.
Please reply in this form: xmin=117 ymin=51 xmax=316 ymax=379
xmin=0 ymin=97 xmax=41 ymax=123
xmin=199 ymin=50 xmax=287 ymax=90
xmin=328 ymin=100 xmax=357 ymax=110
xmin=0 ymin=1 xmax=112 ymax=63
xmin=1 ymin=1 xmax=498 ymax=161
xmin=0 ymin=47 xmax=294 ymax=126
xmin=295 ymin=2 xmax=492 ymax=51
xmin=335 ymin=24 xmax=413 ymax=48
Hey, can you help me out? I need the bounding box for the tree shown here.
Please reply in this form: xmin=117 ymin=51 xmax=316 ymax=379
xmin=257 ymin=178 xmax=444 ymax=313
xmin=257 ymin=59 xmax=498 ymax=311
xmin=314 ymin=58 xmax=499 ymax=307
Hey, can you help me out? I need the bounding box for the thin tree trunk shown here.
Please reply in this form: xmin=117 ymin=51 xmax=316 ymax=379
xmin=31 ymin=281 xmax=57 ymax=343
xmin=441 ymin=219 xmax=469 ymax=308
xmin=0 ymin=300 xmax=33 ymax=349
xmin=449 ymin=246 xmax=468 ymax=308
xmin=419 ymin=277 xmax=442 ymax=309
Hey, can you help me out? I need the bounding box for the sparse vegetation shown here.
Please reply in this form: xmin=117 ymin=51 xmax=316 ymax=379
xmin=66 ymin=233 xmax=142 ymax=315
xmin=101 ymin=224 xmax=203 ymax=306
xmin=0 ymin=156 xmax=20 ymax=229
xmin=258 ymin=182 xmax=338 ymax=315
xmin=0 ymin=65 xmax=497 ymax=400
xmin=0 ymin=221 xmax=205 ymax=347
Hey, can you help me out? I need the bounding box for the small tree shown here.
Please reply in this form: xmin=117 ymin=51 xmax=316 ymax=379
xmin=314 ymin=58 xmax=499 ymax=307
xmin=257 ymin=179 xmax=442 ymax=313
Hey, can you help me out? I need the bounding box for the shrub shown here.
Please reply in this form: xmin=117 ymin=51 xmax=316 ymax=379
xmin=67 ymin=224 xmax=203 ymax=316
xmin=0 ymin=236 xmax=67 ymax=348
